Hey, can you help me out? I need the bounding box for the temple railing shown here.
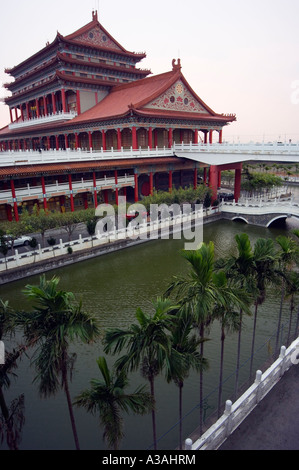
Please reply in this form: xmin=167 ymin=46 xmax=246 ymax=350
xmin=1 ymin=141 xmax=299 ymax=168
xmin=8 ymin=111 xmax=77 ymax=130
xmin=0 ymin=146 xmax=173 ymax=166
xmin=0 ymin=174 xmax=135 ymax=203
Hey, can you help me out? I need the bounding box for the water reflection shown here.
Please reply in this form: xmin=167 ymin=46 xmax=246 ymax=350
xmin=0 ymin=217 xmax=298 ymax=450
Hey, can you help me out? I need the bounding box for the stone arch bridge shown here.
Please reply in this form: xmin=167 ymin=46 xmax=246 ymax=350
xmin=220 ymin=199 xmax=299 ymax=227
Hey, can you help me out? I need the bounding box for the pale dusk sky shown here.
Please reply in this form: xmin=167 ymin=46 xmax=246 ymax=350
xmin=0 ymin=0 xmax=298 ymax=143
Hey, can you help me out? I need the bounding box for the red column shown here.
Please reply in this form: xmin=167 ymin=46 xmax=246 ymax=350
xmin=219 ymin=129 xmax=223 ymax=144
xmin=209 ymin=130 xmax=213 ymax=144
xmin=209 ymin=165 xmax=218 ymax=201
xmin=26 ymin=102 xmax=30 ymax=120
xmin=6 ymin=205 xmax=13 ymax=222
xmin=76 ymin=90 xmax=81 ymax=115
xmin=9 ymin=108 xmax=13 ymax=123
xmin=41 ymin=176 xmax=48 ymax=210
xmin=65 ymin=134 xmax=68 ymax=149
xmin=83 ymin=193 xmax=88 ymax=210
xmin=68 ymin=174 xmax=75 ymax=212
xmin=88 ymin=131 xmax=93 ymax=150
xmin=194 ymin=168 xmax=198 ymax=190
xmin=52 ymin=93 xmax=57 ymax=114
xmin=55 ymin=135 xmax=59 ymax=150
xmin=168 ymin=129 xmax=173 ymax=148
xmin=132 ymin=127 xmax=138 ymax=150
xmin=194 ymin=129 xmax=198 ymax=144
xmin=43 ymin=96 xmax=47 ymax=116
xmin=104 ymin=190 xmax=109 ymax=204
xmin=234 ymin=168 xmax=242 ymax=203
xmin=14 ymin=108 xmax=18 ymax=122
xmin=149 ymin=172 xmax=154 ymax=196
xmin=134 ymin=173 xmax=138 ymax=202
xmin=20 ymin=106 xmax=24 ymax=121
xmin=204 ymin=132 xmax=208 ymax=144
xmin=36 ymin=99 xmax=40 ymax=118
xmin=93 ymin=172 xmax=98 ymax=208
xmin=10 ymin=180 xmax=19 ymax=222
xmin=61 ymin=89 xmax=67 ymax=113
xmin=114 ymin=170 xmax=119 ymax=206
xmin=168 ymin=170 xmax=173 ymax=193
xmin=117 ymin=128 xmax=122 ymax=150
xmin=75 ymin=133 xmax=79 ymax=150
xmin=102 ymin=130 xmax=106 ymax=150
xmin=148 ymin=127 xmax=153 ymax=149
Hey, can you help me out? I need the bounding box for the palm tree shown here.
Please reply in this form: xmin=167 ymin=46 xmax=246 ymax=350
xmin=74 ymin=356 xmax=153 ymax=450
xmin=103 ymin=297 xmax=177 ymax=450
xmin=15 ymin=275 xmax=101 ymax=450
xmin=165 ymin=313 xmax=209 ymax=449
xmin=0 ymin=299 xmax=26 ymax=450
xmin=275 ymin=235 xmax=299 ymax=353
xmin=249 ymin=238 xmax=278 ymax=379
xmin=165 ymin=242 xmax=250 ymax=434
xmin=215 ymin=233 xmax=255 ymax=399
xmin=285 ymin=271 xmax=299 ymax=345
xmin=213 ymin=271 xmax=251 ymax=418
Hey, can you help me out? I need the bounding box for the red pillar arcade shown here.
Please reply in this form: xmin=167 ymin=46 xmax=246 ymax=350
xmin=194 ymin=168 xmax=198 ymax=190
xmin=117 ymin=129 xmax=122 ymax=150
xmin=149 ymin=172 xmax=154 ymax=196
xmin=148 ymin=128 xmax=153 ymax=149
xmin=134 ymin=173 xmax=139 ymax=202
xmin=209 ymin=166 xmax=218 ymax=201
xmin=168 ymin=170 xmax=173 ymax=193
xmin=41 ymin=176 xmax=48 ymax=210
xmin=68 ymin=174 xmax=75 ymax=212
xmin=114 ymin=170 xmax=119 ymax=206
xmin=10 ymin=180 xmax=19 ymax=222
xmin=132 ymin=127 xmax=138 ymax=150
xmin=93 ymin=172 xmax=98 ymax=208
xmin=234 ymin=168 xmax=242 ymax=202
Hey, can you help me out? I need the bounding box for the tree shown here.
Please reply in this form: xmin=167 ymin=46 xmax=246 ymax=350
xmin=47 ymin=236 xmax=57 ymax=257
xmin=74 ymin=356 xmax=153 ymax=450
xmin=215 ymin=233 xmax=255 ymax=399
xmin=0 ymin=232 xmax=9 ymax=270
xmin=249 ymin=238 xmax=278 ymax=379
xmin=165 ymin=313 xmax=208 ymax=449
xmin=165 ymin=242 xmax=249 ymax=433
xmin=0 ymin=300 xmax=25 ymax=450
xmin=275 ymin=236 xmax=299 ymax=353
xmin=20 ymin=206 xmax=57 ymax=247
xmin=213 ymin=271 xmax=251 ymax=417
xmin=103 ymin=297 xmax=177 ymax=450
xmin=14 ymin=275 xmax=101 ymax=450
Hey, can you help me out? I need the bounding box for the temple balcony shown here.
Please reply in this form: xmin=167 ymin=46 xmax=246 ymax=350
xmin=0 ymin=174 xmax=135 ymax=204
xmin=8 ymin=111 xmax=77 ymax=130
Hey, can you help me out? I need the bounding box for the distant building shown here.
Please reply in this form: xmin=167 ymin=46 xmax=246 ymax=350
xmin=0 ymin=11 xmax=239 ymax=221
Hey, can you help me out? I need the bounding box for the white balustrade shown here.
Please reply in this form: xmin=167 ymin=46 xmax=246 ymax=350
xmin=185 ymin=337 xmax=299 ymax=451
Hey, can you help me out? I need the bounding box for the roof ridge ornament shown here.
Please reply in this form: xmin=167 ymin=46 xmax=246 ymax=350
xmin=92 ymin=10 xmax=98 ymax=22
xmin=172 ymin=58 xmax=181 ymax=71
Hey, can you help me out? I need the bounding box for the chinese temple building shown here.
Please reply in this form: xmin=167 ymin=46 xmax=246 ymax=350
xmin=0 ymin=11 xmax=240 ymax=222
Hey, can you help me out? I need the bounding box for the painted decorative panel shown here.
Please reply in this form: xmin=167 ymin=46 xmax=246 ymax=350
xmin=145 ymin=80 xmax=209 ymax=114
xmin=72 ymin=26 xmax=122 ymax=52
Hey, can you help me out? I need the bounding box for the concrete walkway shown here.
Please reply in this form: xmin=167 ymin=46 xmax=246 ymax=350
xmin=219 ymin=363 xmax=299 ymax=450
